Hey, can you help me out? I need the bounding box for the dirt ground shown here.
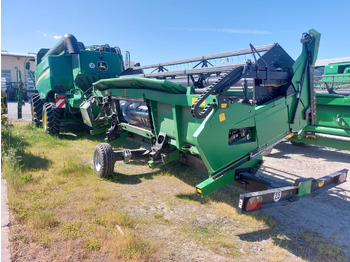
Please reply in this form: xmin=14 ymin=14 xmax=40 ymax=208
xmin=260 ymin=142 xmax=350 ymax=255
xmin=4 ymin=104 xmax=350 ymax=261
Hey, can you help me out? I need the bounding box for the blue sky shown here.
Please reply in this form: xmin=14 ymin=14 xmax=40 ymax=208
xmin=2 ymin=0 xmax=349 ymax=65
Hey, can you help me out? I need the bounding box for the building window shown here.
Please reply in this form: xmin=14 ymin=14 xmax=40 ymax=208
xmin=27 ymin=78 xmax=35 ymax=89
xmin=1 ymin=70 xmax=11 ymax=88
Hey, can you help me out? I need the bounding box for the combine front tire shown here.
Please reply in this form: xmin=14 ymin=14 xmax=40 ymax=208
xmin=31 ymin=94 xmax=44 ymax=127
xmin=94 ymin=143 xmax=115 ymax=178
xmin=42 ymin=103 xmax=60 ymax=135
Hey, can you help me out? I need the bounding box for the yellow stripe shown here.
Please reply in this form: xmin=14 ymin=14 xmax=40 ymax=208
xmin=36 ymin=69 xmax=50 ymax=85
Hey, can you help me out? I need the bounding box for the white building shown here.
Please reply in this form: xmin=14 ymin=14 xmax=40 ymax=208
xmin=1 ymin=51 xmax=36 ymax=100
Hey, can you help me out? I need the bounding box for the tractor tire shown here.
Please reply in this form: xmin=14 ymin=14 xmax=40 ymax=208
xmin=42 ymin=103 xmax=60 ymax=135
xmin=94 ymin=143 xmax=115 ymax=178
xmin=31 ymin=94 xmax=44 ymax=127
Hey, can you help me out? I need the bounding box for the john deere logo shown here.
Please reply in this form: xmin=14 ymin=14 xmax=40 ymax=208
xmin=97 ymin=61 xmax=108 ymax=71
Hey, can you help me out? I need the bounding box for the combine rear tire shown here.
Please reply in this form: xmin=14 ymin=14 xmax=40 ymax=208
xmin=94 ymin=143 xmax=115 ymax=178
xmin=42 ymin=103 xmax=60 ymax=135
xmin=31 ymin=94 xmax=44 ymax=127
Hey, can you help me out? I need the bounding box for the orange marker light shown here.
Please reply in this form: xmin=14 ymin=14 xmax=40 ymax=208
xmin=246 ymin=196 xmax=263 ymax=211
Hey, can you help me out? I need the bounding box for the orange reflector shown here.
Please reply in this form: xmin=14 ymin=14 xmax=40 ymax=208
xmin=99 ymin=46 xmax=104 ymax=51
xmin=318 ymin=180 xmax=325 ymax=188
xmin=246 ymin=196 xmax=263 ymax=211
xmin=338 ymin=173 xmax=347 ymax=183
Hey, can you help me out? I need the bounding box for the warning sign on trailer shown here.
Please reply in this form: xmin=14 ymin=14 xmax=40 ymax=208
xmin=55 ymin=99 xmax=65 ymax=108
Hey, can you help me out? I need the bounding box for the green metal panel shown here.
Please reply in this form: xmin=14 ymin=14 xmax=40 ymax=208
xmin=289 ymin=93 xmax=350 ymax=150
xmin=290 ymin=29 xmax=321 ymax=131
xmin=196 ymin=157 xmax=263 ymax=197
xmin=73 ymin=51 xmax=124 ymax=91
xmin=94 ymin=77 xmax=187 ymax=94
xmin=193 ymin=102 xmax=257 ymax=174
xmin=36 ymin=55 xmax=74 ymax=99
xmin=315 ymin=94 xmax=350 ymax=129
xmin=255 ymin=98 xmax=290 ymax=149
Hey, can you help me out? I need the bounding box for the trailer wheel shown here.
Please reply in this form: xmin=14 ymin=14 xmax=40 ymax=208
xmin=42 ymin=103 xmax=60 ymax=135
xmin=31 ymin=94 xmax=44 ymax=127
xmin=94 ymin=143 xmax=115 ymax=178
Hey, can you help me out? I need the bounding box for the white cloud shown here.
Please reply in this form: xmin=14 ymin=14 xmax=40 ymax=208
xmin=36 ymin=30 xmax=62 ymax=40
xmin=185 ymin=27 xmax=271 ymax=35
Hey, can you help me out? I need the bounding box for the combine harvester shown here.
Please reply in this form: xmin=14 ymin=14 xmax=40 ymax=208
xmin=31 ymin=34 xmax=127 ymax=134
xmin=82 ymin=29 xmax=348 ymax=212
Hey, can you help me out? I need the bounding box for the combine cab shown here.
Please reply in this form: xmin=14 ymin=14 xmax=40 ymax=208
xmin=31 ymin=34 xmax=125 ymax=134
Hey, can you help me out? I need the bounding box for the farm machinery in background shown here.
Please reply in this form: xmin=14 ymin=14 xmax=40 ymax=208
xmin=84 ymin=29 xmax=348 ymax=212
xmin=288 ymin=60 xmax=350 ymax=149
xmin=30 ymin=34 xmax=127 ymax=134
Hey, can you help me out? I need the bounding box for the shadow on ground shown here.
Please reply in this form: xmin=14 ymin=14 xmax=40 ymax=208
xmin=104 ymin=140 xmax=349 ymax=261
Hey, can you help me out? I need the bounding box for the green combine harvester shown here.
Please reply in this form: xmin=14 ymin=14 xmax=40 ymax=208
xmin=83 ymin=29 xmax=348 ymax=212
xmin=288 ymin=59 xmax=350 ymax=149
xmin=31 ymin=34 xmax=126 ymax=134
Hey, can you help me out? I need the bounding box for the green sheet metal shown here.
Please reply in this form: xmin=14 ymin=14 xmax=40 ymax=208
xmin=93 ymin=77 xmax=187 ymax=94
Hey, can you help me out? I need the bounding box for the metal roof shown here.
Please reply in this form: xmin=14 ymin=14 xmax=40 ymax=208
xmin=315 ymin=57 xmax=350 ymax=67
xmin=1 ymin=51 xmax=35 ymax=58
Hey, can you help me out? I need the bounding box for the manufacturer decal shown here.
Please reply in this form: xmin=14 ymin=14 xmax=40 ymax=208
xmin=89 ymin=62 xmax=95 ymax=69
xmin=97 ymin=61 xmax=108 ymax=71
xmin=273 ymin=191 xmax=282 ymax=202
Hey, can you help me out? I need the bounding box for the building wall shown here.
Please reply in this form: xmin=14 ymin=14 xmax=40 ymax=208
xmin=1 ymin=52 xmax=36 ymax=91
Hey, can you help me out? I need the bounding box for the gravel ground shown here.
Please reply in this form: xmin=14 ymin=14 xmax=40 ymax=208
xmin=262 ymin=143 xmax=350 ymax=255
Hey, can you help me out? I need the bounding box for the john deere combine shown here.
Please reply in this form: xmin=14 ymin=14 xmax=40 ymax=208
xmin=85 ymin=29 xmax=347 ymax=212
xmin=31 ymin=34 xmax=125 ymax=134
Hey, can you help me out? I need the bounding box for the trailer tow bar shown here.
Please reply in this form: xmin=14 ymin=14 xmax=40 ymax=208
xmin=238 ymin=169 xmax=348 ymax=213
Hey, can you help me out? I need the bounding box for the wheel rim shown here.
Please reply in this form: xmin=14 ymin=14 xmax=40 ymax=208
xmin=43 ymin=111 xmax=47 ymax=130
xmin=94 ymin=150 xmax=102 ymax=172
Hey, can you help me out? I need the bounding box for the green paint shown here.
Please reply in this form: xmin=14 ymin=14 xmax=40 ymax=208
xmin=34 ymin=35 xmax=124 ymax=133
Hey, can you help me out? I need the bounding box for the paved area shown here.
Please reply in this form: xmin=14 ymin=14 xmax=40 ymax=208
xmin=6 ymin=102 xmax=32 ymax=122
xmin=2 ymin=101 xmax=28 ymax=262
xmin=2 ymin=179 xmax=11 ymax=262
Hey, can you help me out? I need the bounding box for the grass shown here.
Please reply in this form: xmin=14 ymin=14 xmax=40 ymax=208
xmin=293 ymin=231 xmax=348 ymax=262
xmin=61 ymin=221 xmax=82 ymax=239
xmin=2 ymin=121 xmax=349 ymax=262
xmin=2 ymin=122 xmax=153 ymax=260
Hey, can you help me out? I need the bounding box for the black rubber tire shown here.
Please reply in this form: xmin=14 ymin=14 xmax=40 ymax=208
xmin=31 ymin=94 xmax=44 ymax=127
xmin=93 ymin=143 xmax=115 ymax=178
xmin=42 ymin=102 xmax=60 ymax=135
